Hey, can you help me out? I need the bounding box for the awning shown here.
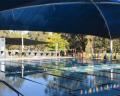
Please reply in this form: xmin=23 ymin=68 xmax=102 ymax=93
xmin=0 ymin=1 xmax=120 ymax=39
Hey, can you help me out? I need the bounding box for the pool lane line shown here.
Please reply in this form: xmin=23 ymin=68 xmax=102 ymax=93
xmin=20 ymin=75 xmax=120 ymax=96
xmin=6 ymin=67 xmax=114 ymax=94
xmin=0 ymin=79 xmax=24 ymax=96
xmin=99 ymin=70 xmax=120 ymax=75
xmin=114 ymin=93 xmax=120 ymax=96
xmin=32 ymin=61 xmax=120 ymax=80
xmin=0 ymin=69 xmax=77 ymax=95
xmin=19 ymin=77 xmax=77 ymax=96
xmin=21 ymin=77 xmax=73 ymax=91
xmin=11 ymin=61 xmax=85 ymax=82
xmin=8 ymin=60 xmax=120 ymax=77
xmin=35 ymin=65 xmax=120 ymax=83
xmin=5 ymin=62 xmax=120 ymax=95
xmin=2 ymin=66 xmax=118 ymax=92
xmin=113 ymin=68 xmax=120 ymax=71
xmin=22 ymin=76 xmax=120 ymax=96
xmin=5 ymin=70 xmax=48 ymax=76
xmin=0 ymin=71 xmax=76 ymax=96
xmin=21 ymin=76 xmax=120 ymax=96
xmin=2 ymin=64 xmax=120 ymax=95
xmin=113 ymin=88 xmax=120 ymax=92
xmin=6 ymin=64 xmax=120 ymax=94
xmin=112 ymin=88 xmax=120 ymax=96
xmin=12 ymin=61 xmax=114 ymax=79
xmin=5 ymin=61 xmax=85 ymax=82
xmin=11 ymin=61 xmax=120 ymax=83
xmin=2 ymin=67 xmax=116 ymax=93
xmin=11 ymin=61 xmax=120 ymax=87
xmin=10 ymin=61 xmax=120 ymax=93
xmin=20 ymin=70 xmax=120 ymax=93
xmin=25 ymin=60 xmax=120 ymax=75
xmin=71 ymin=82 xmax=113 ymax=92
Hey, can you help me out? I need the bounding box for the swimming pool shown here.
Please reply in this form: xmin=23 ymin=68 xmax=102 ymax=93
xmin=0 ymin=58 xmax=120 ymax=96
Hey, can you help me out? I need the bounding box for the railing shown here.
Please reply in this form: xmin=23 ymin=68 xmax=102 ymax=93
xmin=0 ymin=79 xmax=24 ymax=96
xmin=4 ymin=50 xmax=60 ymax=57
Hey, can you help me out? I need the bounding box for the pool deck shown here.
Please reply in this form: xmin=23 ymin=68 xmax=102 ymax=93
xmin=0 ymin=56 xmax=74 ymax=61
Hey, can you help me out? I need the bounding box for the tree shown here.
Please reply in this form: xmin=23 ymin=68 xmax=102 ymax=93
xmin=113 ymin=38 xmax=120 ymax=53
xmin=62 ymin=33 xmax=87 ymax=52
xmin=28 ymin=31 xmax=48 ymax=51
xmin=85 ymin=35 xmax=94 ymax=54
xmin=93 ymin=36 xmax=109 ymax=53
xmin=46 ymin=33 xmax=69 ymax=51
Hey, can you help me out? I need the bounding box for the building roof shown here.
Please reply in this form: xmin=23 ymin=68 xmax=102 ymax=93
xmin=5 ymin=38 xmax=48 ymax=45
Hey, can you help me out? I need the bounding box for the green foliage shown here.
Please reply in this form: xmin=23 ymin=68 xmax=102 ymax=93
xmin=94 ymin=36 xmax=109 ymax=52
xmin=28 ymin=31 xmax=47 ymax=41
xmin=62 ymin=34 xmax=87 ymax=52
xmin=46 ymin=33 xmax=69 ymax=51
xmin=94 ymin=37 xmax=120 ymax=53
xmin=85 ymin=35 xmax=93 ymax=54
xmin=113 ymin=39 xmax=120 ymax=52
xmin=28 ymin=32 xmax=48 ymax=51
xmin=0 ymin=30 xmax=29 ymax=38
xmin=0 ymin=30 xmax=120 ymax=53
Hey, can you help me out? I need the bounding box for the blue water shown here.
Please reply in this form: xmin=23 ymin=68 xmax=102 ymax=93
xmin=0 ymin=58 xmax=120 ymax=96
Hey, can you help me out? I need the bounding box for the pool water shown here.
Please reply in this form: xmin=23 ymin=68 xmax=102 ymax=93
xmin=0 ymin=58 xmax=120 ymax=96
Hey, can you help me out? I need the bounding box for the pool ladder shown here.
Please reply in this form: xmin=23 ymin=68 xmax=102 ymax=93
xmin=0 ymin=80 xmax=24 ymax=96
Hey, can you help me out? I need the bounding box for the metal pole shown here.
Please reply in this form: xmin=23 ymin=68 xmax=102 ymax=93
xmin=111 ymin=69 xmax=113 ymax=80
xmin=21 ymin=31 xmax=24 ymax=53
xmin=110 ymin=39 xmax=113 ymax=62
xmin=82 ymin=35 xmax=83 ymax=64
xmin=55 ymin=43 xmax=58 ymax=56
xmin=21 ymin=63 xmax=24 ymax=78
xmin=91 ymin=0 xmax=113 ymax=62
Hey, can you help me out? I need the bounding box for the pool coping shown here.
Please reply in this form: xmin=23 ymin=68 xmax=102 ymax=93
xmin=0 ymin=56 xmax=74 ymax=61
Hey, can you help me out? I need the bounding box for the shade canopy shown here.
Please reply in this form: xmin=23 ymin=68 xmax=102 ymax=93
xmin=5 ymin=38 xmax=48 ymax=45
xmin=0 ymin=0 xmax=120 ymax=39
xmin=0 ymin=0 xmax=95 ymax=11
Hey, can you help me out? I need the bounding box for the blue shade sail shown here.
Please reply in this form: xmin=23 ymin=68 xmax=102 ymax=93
xmin=0 ymin=0 xmax=90 ymax=11
xmin=111 ymin=0 xmax=120 ymax=2
xmin=0 ymin=3 xmax=108 ymax=37
xmin=0 ymin=1 xmax=120 ymax=38
xmin=0 ymin=0 xmax=118 ymax=11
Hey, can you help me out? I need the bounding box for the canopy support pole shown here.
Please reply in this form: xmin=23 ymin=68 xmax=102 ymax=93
xmin=21 ymin=64 xmax=24 ymax=78
xmin=110 ymin=39 xmax=113 ymax=62
xmin=21 ymin=31 xmax=24 ymax=53
xmin=91 ymin=0 xmax=111 ymax=38
xmin=82 ymin=35 xmax=84 ymax=64
xmin=91 ymin=0 xmax=113 ymax=63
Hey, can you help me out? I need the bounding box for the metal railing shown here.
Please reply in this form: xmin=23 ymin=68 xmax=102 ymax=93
xmin=0 ymin=79 xmax=24 ymax=96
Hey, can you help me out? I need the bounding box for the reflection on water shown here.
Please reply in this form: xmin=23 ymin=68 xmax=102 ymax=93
xmin=0 ymin=59 xmax=120 ymax=96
